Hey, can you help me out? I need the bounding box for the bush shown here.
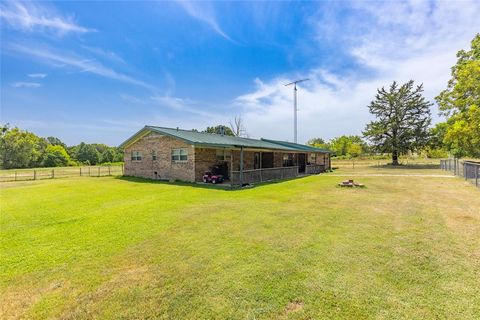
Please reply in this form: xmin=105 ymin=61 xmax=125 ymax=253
xmin=42 ymin=145 xmax=71 ymax=167
xmin=425 ymin=148 xmax=449 ymax=159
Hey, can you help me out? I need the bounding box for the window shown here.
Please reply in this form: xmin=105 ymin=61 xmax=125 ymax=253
xmin=171 ymin=148 xmax=188 ymax=162
xmin=254 ymin=152 xmax=261 ymax=169
xmin=131 ymin=151 xmax=142 ymax=161
xmin=310 ymin=153 xmax=317 ymax=163
xmin=282 ymin=153 xmax=293 ymax=167
xmin=216 ymin=149 xmax=231 ymax=161
xmin=152 ymin=150 xmax=157 ymax=160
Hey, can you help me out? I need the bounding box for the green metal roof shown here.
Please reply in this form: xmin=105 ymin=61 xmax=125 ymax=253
xmin=120 ymin=125 xmax=331 ymax=153
xmin=261 ymin=138 xmax=332 ymax=153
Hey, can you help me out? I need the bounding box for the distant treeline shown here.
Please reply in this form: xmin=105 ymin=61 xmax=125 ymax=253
xmin=306 ymin=133 xmax=448 ymax=160
xmin=0 ymin=124 xmax=123 ymax=169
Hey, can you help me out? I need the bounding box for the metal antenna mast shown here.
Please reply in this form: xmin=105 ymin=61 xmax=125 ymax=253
xmin=285 ymin=78 xmax=309 ymax=143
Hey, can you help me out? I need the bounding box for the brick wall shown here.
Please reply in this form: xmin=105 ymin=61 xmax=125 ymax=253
xmin=231 ymin=150 xmax=255 ymax=170
xmin=194 ymin=148 xmax=229 ymax=181
xmin=124 ymin=133 xmax=195 ymax=182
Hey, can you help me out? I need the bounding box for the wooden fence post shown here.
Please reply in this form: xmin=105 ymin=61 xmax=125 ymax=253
xmin=98 ymin=167 xmax=100 ymax=177
xmin=52 ymin=169 xmax=54 ymax=179
xmin=80 ymin=167 xmax=82 ymax=176
xmin=15 ymin=171 xmax=17 ymax=181
xmin=88 ymin=167 xmax=90 ymax=176
xmin=108 ymin=166 xmax=111 ymax=176
xmin=33 ymin=170 xmax=36 ymax=180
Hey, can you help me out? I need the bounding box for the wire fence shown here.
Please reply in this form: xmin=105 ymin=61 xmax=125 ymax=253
xmin=440 ymin=159 xmax=479 ymax=188
xmin=332 ymin=158 xmax=440 ymax=169
xmin=0 ymin=165 xmax=124 ymax=182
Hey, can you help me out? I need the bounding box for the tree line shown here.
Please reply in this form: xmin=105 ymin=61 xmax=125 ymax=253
xmin=0 ymin=125 xmax=123 ymax=169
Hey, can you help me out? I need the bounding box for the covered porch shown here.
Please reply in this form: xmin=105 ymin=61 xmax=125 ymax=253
xmin=229 ymin=148 xmax=328 ymax=186
xmin=194 ymin=145 xmax=330 ymax=185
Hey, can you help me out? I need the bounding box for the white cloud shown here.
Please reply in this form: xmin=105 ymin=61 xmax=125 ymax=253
xmin=233 ymin=0 xmax=480 ymax=143
xmin=150 ymin=95 xmax=217 ymax=117
xmin=82 ymin=46 xmax=126 ymax=64
xmin=176 ymin=1 xmax=234 ymax=42
xmin=11 ymin=82 xmax=42 ymax=88
xmin=0 ymin=0 xmax=93 ymax=35
xmin=8 ymin=43 xmax=158 ymax=92
xmin=27 ymin=73 xmax=47 ymax=78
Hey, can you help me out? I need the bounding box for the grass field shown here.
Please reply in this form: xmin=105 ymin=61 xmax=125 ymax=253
xmin=1 ymin=164 xmax=479 ymax=319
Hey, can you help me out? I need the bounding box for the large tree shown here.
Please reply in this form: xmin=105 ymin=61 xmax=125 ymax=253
xmin=203 ymin=125 xmax=234 ymax=136
xmin=329 ymin=135 xmax=366 ymax=157
xmin=363 ymin=81 xmax=432 ymax=165
xmin=307 ymin=137 xmax=330 ymax=150
xmin=75 ymin=142 xmax=100 ymax=165
xmin=229 ymin=115 xmax=247 ymax=137
xmin=0 ymin=125 xmax=46 ymax=169
xmin=42 ymin=145 xmax=71 ymax=167
xmin=435 ymin=34 xmax=480 ymax=158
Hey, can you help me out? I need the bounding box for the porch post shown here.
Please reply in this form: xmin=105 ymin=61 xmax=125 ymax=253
xmin=240 ymin=146 xmax=244 ymax=186
xmin=230 ymin=149 xmax=233 ymax=182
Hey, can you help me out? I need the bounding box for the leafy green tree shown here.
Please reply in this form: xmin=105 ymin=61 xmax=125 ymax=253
xmin=329 ymin=135 xmax=365 ymax=157
xmin=435 ymin=34 xmax=480 ymax=158
xmin=423 ymin=122 xmax=449 ymax=158
xmin=0 ymin=125 xmax=45 ymax=169
xmin=307 ymin=138 xmax=330 ymax=149
xmin=113 ymin=147 xmax=124 ymax=162
xmin=347 ymin=143 xmax=363 ymax=158
xmin=75 ymin=142 xmax=100 ymax=165
xmin=363 ymin=81 xmax=432 ymax=165
xmin=42 ymin=145 xmax=71 ymax=167
xmin=347 ymin=143 xmax=363 ymax=168
xmin=428 ymin=122 xmax=448 ymax=150
xmin=101 ymin=148 xmax=115 ymax=163
xmin=204 ymin=125 xmax=234 ymax=136
xmin=46 ymin=136 xmax=67 ymax=149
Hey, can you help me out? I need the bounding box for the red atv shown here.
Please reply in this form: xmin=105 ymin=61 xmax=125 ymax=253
xmin=202 ymin=171 xmax=224 ymax=184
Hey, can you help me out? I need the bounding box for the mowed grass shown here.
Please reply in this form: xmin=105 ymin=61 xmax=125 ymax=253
xmin=1 ymin=166 xmax=479 ymax=319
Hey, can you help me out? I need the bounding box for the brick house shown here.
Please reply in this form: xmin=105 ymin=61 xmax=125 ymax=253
xmin=120 ymin=126 xmax=331 ymax=185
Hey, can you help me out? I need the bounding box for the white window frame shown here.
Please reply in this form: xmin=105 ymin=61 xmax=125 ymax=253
xmin=131 ymin=151 xmax=142 ymax=161
xmin=310 ymin=153 xmax=317 ymax=163
xmin=171 ymin=148 xmax=188 ymax=162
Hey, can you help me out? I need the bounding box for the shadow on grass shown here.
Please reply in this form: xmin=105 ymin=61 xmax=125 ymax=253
xmin=116 ymin=176 xmax=238 ymax=191
xmin=115 ymin=174 xmax=314 ymax=191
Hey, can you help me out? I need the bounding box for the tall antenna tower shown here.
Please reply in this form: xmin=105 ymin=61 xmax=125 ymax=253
xmin=285 ymin=78 xmax=309 ymax=143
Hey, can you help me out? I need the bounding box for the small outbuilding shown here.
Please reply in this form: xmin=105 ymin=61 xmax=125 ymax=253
xmin=119 ymin=126 xmax=331 ymax=185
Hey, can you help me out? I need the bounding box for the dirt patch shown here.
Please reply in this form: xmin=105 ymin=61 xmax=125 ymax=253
xmin=0 ymin=280 xmax=66 ymax=320
xmin=60 ymin=265 xmax=152 ymax=319
xmin=455 ymin=215 xmax=475 ymax=221
xmin=285 ymin=301 xmax=304 ymax=314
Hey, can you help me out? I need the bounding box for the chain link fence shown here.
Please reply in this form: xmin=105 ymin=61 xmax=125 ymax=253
xmin=440 ymin=159 xmax=479 ymax=188
xmin=0 ymin=165 xmax=124 ymax=182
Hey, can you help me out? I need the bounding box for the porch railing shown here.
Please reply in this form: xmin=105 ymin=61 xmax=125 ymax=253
xmin=231 ymin=166 xmax=299 ymax=185
xmin=305 ymin=164 xmax=325 ymax=174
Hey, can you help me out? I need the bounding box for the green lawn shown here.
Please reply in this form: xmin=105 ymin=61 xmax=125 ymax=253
xmin=1 ymin=166 xmax=479 ymax=319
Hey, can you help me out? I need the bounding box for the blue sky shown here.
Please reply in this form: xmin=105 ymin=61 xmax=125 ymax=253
xmin=1 ymin=0 xmax=479 ymax=145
